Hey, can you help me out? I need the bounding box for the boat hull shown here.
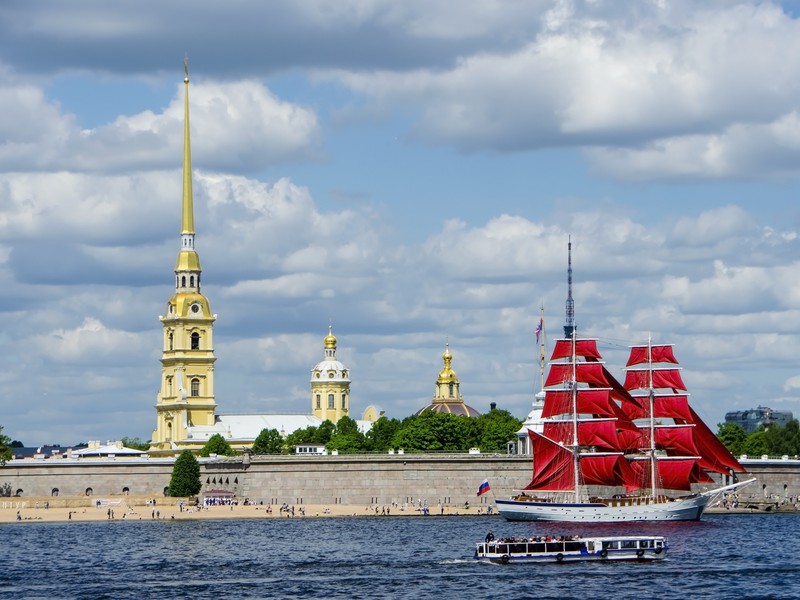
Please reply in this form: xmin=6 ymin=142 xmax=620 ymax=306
xmin=475 ymin=535 xmax=667 ymax=564
xmin=495 ymin=494 xmax=710 ymax=522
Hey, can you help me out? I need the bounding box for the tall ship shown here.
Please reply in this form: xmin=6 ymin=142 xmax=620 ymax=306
xmin=496 ymin=240 xmax=752 ymax=522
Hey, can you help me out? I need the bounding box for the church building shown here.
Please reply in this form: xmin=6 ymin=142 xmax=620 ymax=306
xmin=416 ymin=342 xmax=480 ymax=417
xmin=149 ymin=63 xmax=374 ymax=455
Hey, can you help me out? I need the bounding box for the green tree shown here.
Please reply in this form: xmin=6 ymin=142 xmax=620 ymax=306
xmin=471 ymin=409 xmax=523 ymax=452
xmin=252 ymin=428 xmax=284 ymax=454
xmin=285 ymin=425 xmax=319 ymax=449
xmin=391 ymin=411 xmax=473 ymax=452
xmin=741 ymin=431 xmax=769 ymax=457
xmin=0 ymin=425 xmax=12 ymax=466
xmin=199 ymin=433 xmax=236 ymax=457
xmin=716 ymin=422 xmax=748 ymax=456
xmin=314 ymin=420 xmax=336 ymax=444
xmin=327 ymin=416 xmax=367 ymax=453
xmin=365 ymin=416 xmax=401 ymax=452
xmin=168 ymin=450 xmax=202 ymax=497
xmin=121 ymin=436 xmax=151 ymax=451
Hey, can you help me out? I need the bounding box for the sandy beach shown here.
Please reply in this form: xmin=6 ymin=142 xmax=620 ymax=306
xmin=0 ymin=496 xmax=491 ymax=524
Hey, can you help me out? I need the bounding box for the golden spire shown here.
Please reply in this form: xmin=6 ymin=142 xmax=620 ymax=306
xmin=181 ymin=54 xmax=194 ymax=236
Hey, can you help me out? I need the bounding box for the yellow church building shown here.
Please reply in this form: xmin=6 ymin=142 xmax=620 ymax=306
xmin=149 ymin=63 xmax=375 ymax=455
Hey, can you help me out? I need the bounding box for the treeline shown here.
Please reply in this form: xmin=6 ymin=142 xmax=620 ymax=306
xmin=717 ymin=419 xmax=800 ymax=457
xmin=243 ymin=409 xmax=523 ymax=455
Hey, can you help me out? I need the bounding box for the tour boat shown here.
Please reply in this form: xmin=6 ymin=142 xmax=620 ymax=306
xmin=475 ymin=535 xmax=667 ymax=564
xmin=496 ymin=240 xmax=753 ymax=522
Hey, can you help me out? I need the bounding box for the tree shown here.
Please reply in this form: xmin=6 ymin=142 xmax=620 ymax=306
xmin=199 ymin=433 xmax=236 ymax=457
xmin=121 ymin=436 xmax=151 ymax=451
xmin=365 ymin=416 xmax=401 ymax=452
xmin=327 ymin=416 xmax=367 ymax=453
xmin=168 ymin=450 xmax=201 ymax=497
xmin=470 ymin=409 xmax=523 ymax=452
xmin=252 ymin=428 xmax=284 ymax=454
xmin=716 ymin=422 xmax=748 ymax=457
xmin=0 ymin=425 xmax=12 ymax=466
xmin=741 ymin=431 xmax=769 ymax=457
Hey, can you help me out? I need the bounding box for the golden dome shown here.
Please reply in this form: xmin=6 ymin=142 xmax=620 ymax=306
xmin=324 ymin=324 xmax=337 ymax=349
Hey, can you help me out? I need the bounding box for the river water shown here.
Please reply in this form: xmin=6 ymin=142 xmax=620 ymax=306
xmin=1 ymin=513 xmax=797 ymax=599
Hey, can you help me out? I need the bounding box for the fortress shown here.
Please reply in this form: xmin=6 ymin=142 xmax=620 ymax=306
xmin=3 ymin=65 xmax=799 ymax=510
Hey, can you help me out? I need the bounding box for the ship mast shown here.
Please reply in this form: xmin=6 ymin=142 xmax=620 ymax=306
xmin=647 ymin=335 xmax=657 ymax=500
xmin=537 ymin=305 xmax=546 ymax=394
xmin=564 ymin=238 xmax=580 ymax=504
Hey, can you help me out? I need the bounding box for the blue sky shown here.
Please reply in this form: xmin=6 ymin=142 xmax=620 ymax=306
xmin=2 ymin=0 xmax=800 ymax=445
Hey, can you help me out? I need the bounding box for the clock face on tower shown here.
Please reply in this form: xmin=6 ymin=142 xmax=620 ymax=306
xmin=190 ymin=304 xmax=200 ymax=314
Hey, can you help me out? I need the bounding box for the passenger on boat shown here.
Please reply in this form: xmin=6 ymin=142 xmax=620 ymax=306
xmin=485 ymin=531 xmax=495 ymax=543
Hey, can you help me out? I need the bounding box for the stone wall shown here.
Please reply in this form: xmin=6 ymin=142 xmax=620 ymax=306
xmin=2 ymin=454 xmax=798 ymax=505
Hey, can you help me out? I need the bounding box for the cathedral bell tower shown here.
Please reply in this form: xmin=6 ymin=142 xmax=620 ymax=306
xmin=310 ymin=324 xmax=351 ymax=423
xmin=150 ymin=59 xmax=217 ymax=453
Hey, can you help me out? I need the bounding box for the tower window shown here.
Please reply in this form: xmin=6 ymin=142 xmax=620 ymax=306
xmin=328 ymin=394 xmax=334 ymax=409
xmin=190 ymin=275 xmax=195 ymax=287
xmin=181 ymin=275 xmax=186 ymax=287
xmin=341 ymin=394 xmax=347 ymax=409
xmin=191 ymin=378 xmax=200 ymax=397
xmin=191 ymin=332 xmax=200 ymax=350
xmin=449 ymin=383 xmax=454 ymax=397
xmin=316 ymin=394 xmax=321 ymax=410
xmin=168 ymin=332 xmax=174 ymax=351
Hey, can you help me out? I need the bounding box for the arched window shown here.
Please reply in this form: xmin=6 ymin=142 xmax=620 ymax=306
xmin=15 ymin=489 xmax=23 ymax=497
xmin=190 ymin=275 xmax=195 ymax=287
xmin=168 ymin=332 xmax=174 ymax=351
xmin=316 ymin=394 xmax=321 ymax=409
xmin=51 ymin=488 xmax=59 ymax=497
xmin=341 ymin=394 xmax=347 ymax=409
xmin=163 ymin=486 xmax=169 ymax=497
xmin=181 ymin=275 xmax=186 ymax=288
xmin=122 ymin=487 xmax=130 ymax=495
xmin=85 ymin=487 xmax=93 ymax=496
xmin=448 ymin=383 xmax=454 ymax=397
xmin=328 ymin=394 xmax=335 ymax=409
xmin=191 ymin=378 xmax=200 ymax=397
xmin=167 ymin=422 xmax=172 ymax=442
xmin=191 ymin=332 xmax=200 ymax=350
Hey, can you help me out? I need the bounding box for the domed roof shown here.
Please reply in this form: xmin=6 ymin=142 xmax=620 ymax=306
xmin=415 ymin=401 xmax=481 ymax=417
xmin=324 ymin=323 xmax=337 ymax=349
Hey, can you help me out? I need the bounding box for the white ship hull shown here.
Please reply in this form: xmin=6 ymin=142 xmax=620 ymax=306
xmin=496 ymin=494 xmax=710 ymax=522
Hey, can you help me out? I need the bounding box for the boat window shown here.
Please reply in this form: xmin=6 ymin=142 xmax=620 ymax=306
xmin=564 ymin=542 xmax=582 ymax=552
xmin=603 ymin=541 xmax=619 ymax=550
xmin=498 ymin=544 xmax=509 ymax=554
xmin=529 ymin=543 xmax=546 ymax=553
xmin=640 ymin=540 xmax=650 ymax=548
xmin=511 ymin=544 xmax=527 ymax=554
xmin=545 ymin=542 xmax=565 ymax=553
xmin=621 ymin=540 xmax=638 ymax=549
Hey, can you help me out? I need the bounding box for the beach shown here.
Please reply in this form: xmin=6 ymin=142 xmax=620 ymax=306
xmin=0 ymin=496 xmax=488 ymax=523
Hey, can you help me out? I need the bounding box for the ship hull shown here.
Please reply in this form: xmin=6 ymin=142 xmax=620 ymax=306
xmin=496 ymin=494 xmax=710 ymax=522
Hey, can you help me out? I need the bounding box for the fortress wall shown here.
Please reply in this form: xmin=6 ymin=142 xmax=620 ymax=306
xmin=2 ymin=455 xmax=798 ymax=504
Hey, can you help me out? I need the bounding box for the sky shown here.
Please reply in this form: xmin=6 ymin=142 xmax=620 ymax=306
xmin=2 ymin=0 xmax=800 ymax=446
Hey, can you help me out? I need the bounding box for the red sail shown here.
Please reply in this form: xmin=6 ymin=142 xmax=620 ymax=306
xmin=550 ymin=338 xmax=603 ymax=361
xmin=579 ymin=454 xmax=636 ymax=487
xmin=626 ymin=345 xmax=679 ymax=367
xmin=523 ymin=430 xmax=574 ymax=491
xmin=543 ymin=419 xmax=621 ymax=451
xmin=621 ymin=394 xmax=692 ymax=421
xmin=545 ymin=362 xmax=610 ymax=387
xmin=624 ymin=368 xmax=687 ymax=391
xmin=685 ymin=407 xmax=747 ymax=474
xmin=629 ymin=458 xmax=712 ymax=491
xmin=542 ymin=389 xmax=616 ymax=418
xmin=653 ymin=425 xmax=700 ymax=456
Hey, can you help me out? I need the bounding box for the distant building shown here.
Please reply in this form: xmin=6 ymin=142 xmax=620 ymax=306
xmin=416 ymin=342 xmax=480 ymax=417
xmin=724 ymin=406 xmax=794 ymax=434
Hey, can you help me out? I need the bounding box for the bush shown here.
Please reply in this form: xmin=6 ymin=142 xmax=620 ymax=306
xmin=168 ymin=450 xmax=202 ymax=497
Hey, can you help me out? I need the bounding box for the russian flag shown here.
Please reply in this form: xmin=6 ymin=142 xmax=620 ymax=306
xmin=535 ymin=318 xmax=543 ymax=344
xmin=477 ymin=480 xmax=491 ymax=496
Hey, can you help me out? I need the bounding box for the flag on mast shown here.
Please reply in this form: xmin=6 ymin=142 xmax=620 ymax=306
xmin=535 ymin=318 xmax=543 ymax=344
xmin=477 ymin=480 xmax=491 ymax=496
